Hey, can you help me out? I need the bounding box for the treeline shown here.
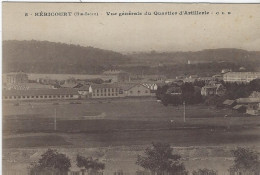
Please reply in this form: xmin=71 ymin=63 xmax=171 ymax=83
xmin=121 ymin=62 xmax=256 ymax=78
xmin=156 ymin=82 xmax=203 ymax=106
xmin=156 ymin=79 xmax=260 ymax=107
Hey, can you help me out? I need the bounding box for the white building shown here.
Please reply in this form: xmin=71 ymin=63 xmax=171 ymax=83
xmin=223 ymin=72 xmax=260 ymax=83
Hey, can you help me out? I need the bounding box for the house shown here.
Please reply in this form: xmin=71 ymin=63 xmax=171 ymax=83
xmin=201 ymin=84 xmax=226 ymax=96
xmin=74 ymin=84 xmax=91 ymax=99
xmin=233 ymin=105 xmax=247 ymax=113
xmin=142 ymin=83 xmax=158 ymax=91
xmin=183 ymin=75 xmax=198 ymax=83
xmin=2 ymin=89 xmax=80 ymax=101
xmin=119 ymin=83 xmax=152 ymax=97
xmin=221 ymin=69 xmax=232 ymax=74
xmin=89 ymin=84 xmax=121 ymax=98
xmin=223 ymin=99 xmax=237 ymax=107
xmin=247 ymin=103 xmax=260 ymax=115
xmin=236 ymin=97 xmax=260 ymax=116
xmin=223 ymin=72 xmax=260 ymax=83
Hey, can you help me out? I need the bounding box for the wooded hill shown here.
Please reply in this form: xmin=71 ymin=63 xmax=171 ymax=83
xmin=3 ymin=40 xmax=260 ymax=74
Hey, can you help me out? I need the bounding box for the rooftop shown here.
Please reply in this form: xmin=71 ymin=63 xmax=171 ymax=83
xmin=233 ymin=105 xmax=245 ymax=110
xmin=224 ymin=72 xmax=260 ymax=76
xmin=236 ymin=98 xmax=260 ymax=104
xmin=3 ymin=89 xmax=79 ymax=96
xmin=90 ymin=83 xmax=120 ymax=89
xmin=223 ymin=99 xmax=236 ymax=105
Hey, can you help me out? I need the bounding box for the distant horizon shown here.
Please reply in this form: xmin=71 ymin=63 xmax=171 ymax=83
xmin=4 ymin=39 xmax=260 ymax=54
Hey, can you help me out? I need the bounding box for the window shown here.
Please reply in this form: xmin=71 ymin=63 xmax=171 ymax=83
xmin=116 ymin=93 xmax=118 ymax=96
xmin=138 ymin=91 xmax=140 ymax=94
xmin=18 ymin=96 xmax=21 ymax=99
xmin=93 ymin=94 xmax=95 ymax=96
xmin=40 ymin=96 xmax=43 ymax=98
xmin=57 ymin=95 xmax=60 ymax=98
xmin=49 ymin=96 xmax=52 ymax=98
xmin=145 ymin=90 xmax=148 ymax=93
xmin=27 ymin=96 xmax=30 ymax=98
xmin=44 ymin=96 xmax=47 ymax=98
xmin=112 ymin=89 xmax=114 ymax=92
xmin=130 ymin=91 xmax=133 ymax=94
xmin=4 ymin=96 xmax=8 ymax=99
xmin=22 ymin=96 xmax=26 ymax=98
xmin=70 ymin=95 xmax=73 ymax=97
xmin=31 ymin=96 xmax=34 ymax=98
xmin=36 ymin=96 xmax=39 ymax=98
xmin=14 ymin=96 xmax=17 ymax=99
xmin=97 ymin=94 xmax=99 ymax=96
xmin=112 ymin=93 xmax=114 ymax=96
xmin=66 ymin=95 xmax=69 ymax=97
xmin=97 ymin=89 xmax=99 ymax=93
xmin=108 ymin=94 xmax=110 ymax=96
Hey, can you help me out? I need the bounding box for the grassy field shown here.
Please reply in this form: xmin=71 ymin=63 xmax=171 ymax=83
xmin=2 ymin=99 xmax=260 ymax=174
xmin=2 ymin=99 xmax=260 ymax=147
xmin=3 ymin=135 xmax=71 ymax=148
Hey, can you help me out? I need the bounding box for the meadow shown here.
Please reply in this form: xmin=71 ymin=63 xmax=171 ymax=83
xmin=2 ymin=99 xmax=260 ymax=148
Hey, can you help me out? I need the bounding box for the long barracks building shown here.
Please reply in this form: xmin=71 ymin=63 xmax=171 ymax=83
xmin=223 ymin=72 xmax=260 ymax=83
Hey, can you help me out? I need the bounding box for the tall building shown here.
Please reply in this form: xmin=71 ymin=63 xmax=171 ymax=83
xmin=5 ymin=72 xmax=29 ymax=84
xmin=223 ymin=72 xmax=260 ymax=83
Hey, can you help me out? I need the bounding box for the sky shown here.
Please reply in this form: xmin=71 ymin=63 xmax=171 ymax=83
xmin=2 ymin=3 xmax=260 ymax=53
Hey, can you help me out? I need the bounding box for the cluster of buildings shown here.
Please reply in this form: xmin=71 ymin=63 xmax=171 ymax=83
xmin=2 ymin=72 xmax=160 ymax=101
xmin=223 ymin=92 xmax=260 ymax=116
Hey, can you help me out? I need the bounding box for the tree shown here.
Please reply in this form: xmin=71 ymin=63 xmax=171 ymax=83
xmin=76 ymin=155 xmax=105 ymax=173
xmin=136 ymin=142 xmax=187 ymax=175
xmin=229 ymin=147 xmax=260 ymax=174
xmin=192 ymin=169 xmax=217 ymax=175
xmin=29 ymin=149 xmax=71 ymax=174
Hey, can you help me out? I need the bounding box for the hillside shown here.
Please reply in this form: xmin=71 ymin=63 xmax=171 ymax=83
xmin=128 ymin=49 xmax=260 ymax=66
xmin=3 ymin=40 xmax=130 ymax=74
xmin=3 ymin=40 xmax=260 ymax=74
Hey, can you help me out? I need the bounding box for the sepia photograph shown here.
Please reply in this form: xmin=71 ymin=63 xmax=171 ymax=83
xmin=2 ymin=2 xmax=260 ymax=175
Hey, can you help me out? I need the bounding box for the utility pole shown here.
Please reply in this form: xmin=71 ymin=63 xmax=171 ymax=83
xmin=54 ymin=108 xmax=57 ymax=131
xmin=183 ymin=101 xmax=186 ymax=123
